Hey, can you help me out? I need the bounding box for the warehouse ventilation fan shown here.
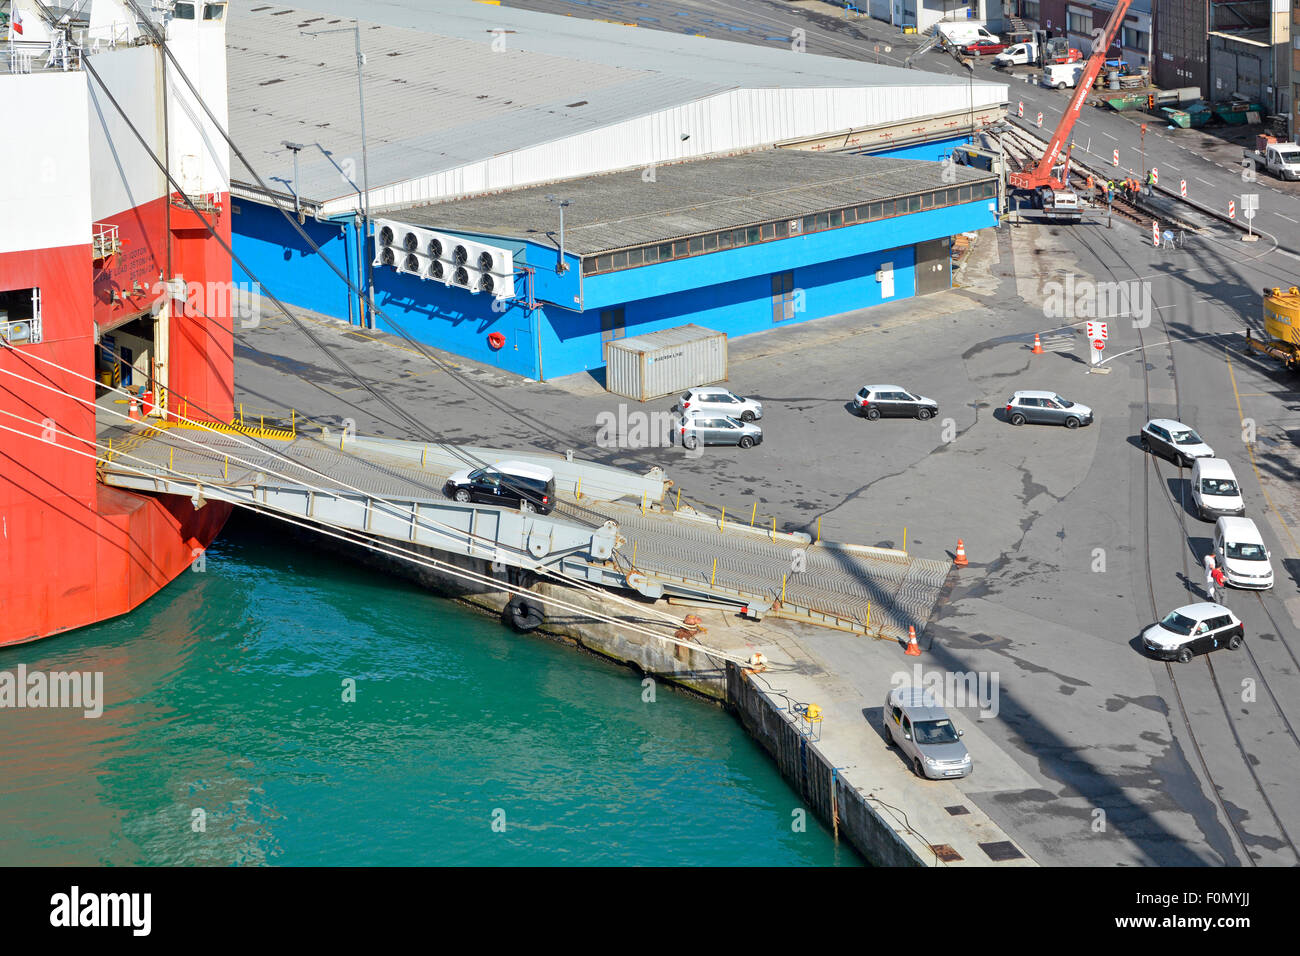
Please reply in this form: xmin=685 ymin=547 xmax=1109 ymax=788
xmin=370 ymin=218 xmax=516 ymax=297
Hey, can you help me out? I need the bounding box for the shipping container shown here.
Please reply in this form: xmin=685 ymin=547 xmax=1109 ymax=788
xmin=604 ymin=325 xmax=728 ymax=402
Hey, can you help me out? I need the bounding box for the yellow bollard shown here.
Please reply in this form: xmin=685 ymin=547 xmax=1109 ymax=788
xmin=675 ymin=488 xmax=681 ymax=511
xmin=711 ymin=557 xmax=717 ymax=587
xmin=641 ymin=491 xmax=646 ymax=516
xmin=340 ymin=431 xmax=345 ymax=451
xmin=576 ymin=476 xmax=582 ymax=500
xmin=903 ymin=527 xmax=907 ymax=554
xmin=750 ymin=502 xmax=757 ymax=526
xmin=292 ymin=409 xmax=297 ymax=436
xmin=771 ymin=516 xmax=776 ymax=543
xmin=421 ymin=446 xmax=427 ymax=469
xmin=866 ymin=601 xmax=871 ymax=629
xmin=169 ymin=446 xmax=174 ymax=471
xmin=239 ymin=403 xmax=244 ymax=425
xmin=224 ymin=456 xmax=228 ymax=479
xmin=720 ymin=507 xmax=726 ymax=533
xmin=632 ymin=541 xmax=637 ymax=567
xmin=781 ymin=573 xmax=787 ymax=603
xmin=817 ymin=515 xmax=822 ymax=543
xmin=260 ymin=415 xmax=264 ymax=429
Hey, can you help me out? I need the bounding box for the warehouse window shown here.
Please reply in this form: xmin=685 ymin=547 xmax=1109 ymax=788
xmin=611 ymin=251 xmax=628 ymax=269
xmin=583 ymin=258 xmax=597 ymax=275
xmin=626 ymin=248 xmax=643 ymax=266
xmin=702 ymin=234 xmax=718 ymax=252
xmin=718 ymin=231 xmax=733 ymax=249
xmin=600 ymin=308 xmax=625 ymax=344
xmin=771 ymin=271 xmax=796 ymax=323
xmin=828 ymin=210 xmax=842 ymax=227
xmin=673 ymin=240 xmax=690 ymax=258
xmin=689 ymin=236 xmax=704 ymax=254
xmin=1121 ymin=27 xmax=1148 ymax=51
xmin=1067 ymin=11 xmax=1089 ymax=34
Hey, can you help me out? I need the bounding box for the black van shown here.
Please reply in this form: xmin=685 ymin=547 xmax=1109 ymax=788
xmin=444 ymin=460 xmax=557 ymax=515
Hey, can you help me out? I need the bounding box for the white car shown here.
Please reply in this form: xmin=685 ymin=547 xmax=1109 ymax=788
xmin=1142 ymin=603 xmax=1244 ymax=663
xmin=676 ymin=387 xmax=762 ymax=422
xmin=1214 ymin=516 xmax=1274 ymax=589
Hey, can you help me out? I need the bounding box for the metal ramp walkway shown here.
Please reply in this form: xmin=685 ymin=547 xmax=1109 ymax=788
xmin=98 ymin=421 xmax=952 ymax=639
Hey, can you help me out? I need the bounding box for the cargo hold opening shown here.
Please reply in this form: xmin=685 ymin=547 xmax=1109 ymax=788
xmin=96 ymin=312 xmax=167 ymax=427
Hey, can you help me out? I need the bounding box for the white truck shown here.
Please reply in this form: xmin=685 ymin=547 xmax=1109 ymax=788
xmin=1042 ymin=61 xmax=1087 ymax=89
xmin=1253 ymin=142 xmax=1300 ymax=181
xmin=935 ymin=21 xmax=1001 ymax=49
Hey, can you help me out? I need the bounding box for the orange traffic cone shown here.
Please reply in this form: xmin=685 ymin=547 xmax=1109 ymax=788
xmin=127 ymin=395 xmax=141 ymax=421
xmin=904 ymin=626 xmax=922 ymax=656
xmin=954 ymin=539 xmax=968 ymax=567
xmin=1032 ymin=333 xmax=1044 ymax=354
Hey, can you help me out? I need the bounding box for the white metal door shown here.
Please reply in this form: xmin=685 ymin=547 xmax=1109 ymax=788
xmin=879 ymin=261 xmax=895 ymax=299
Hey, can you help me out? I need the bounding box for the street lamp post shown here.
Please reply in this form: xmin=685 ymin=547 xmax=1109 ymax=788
xmin=963 ymin=59 xmax=975 ymax=143
xmin=281 ymin=141 xmax=304 ymax=217
xmin=302 ymin=20 xmax=374 ymax=328
xmin=544 ymin=195 xmax=572 ymax=274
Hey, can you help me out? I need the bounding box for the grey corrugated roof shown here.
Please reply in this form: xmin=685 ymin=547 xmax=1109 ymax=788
xmin=225 ymin=0 xmax=1005 ymax=205
xmin=389 ymin=149 xmax=996 ymax=255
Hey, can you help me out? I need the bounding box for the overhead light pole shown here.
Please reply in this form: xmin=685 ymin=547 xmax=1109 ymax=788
xmin=280 ymin=141 xmax=304 ymax=216
xmin=545 ymin=195 xmax=572 ymax=274
xmin=302 ymin=20 xmax=374 ymax=328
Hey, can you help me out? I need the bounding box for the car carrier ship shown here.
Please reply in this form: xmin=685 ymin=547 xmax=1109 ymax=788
xmin=0 ymin=0 xmax=233 ymax=646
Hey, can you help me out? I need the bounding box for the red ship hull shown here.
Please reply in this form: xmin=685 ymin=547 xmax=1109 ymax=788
xmin=2 ymin=19 xmax=235 ymax=648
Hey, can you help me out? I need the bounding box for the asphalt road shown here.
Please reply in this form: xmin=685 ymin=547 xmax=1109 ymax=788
xmin=501 ymin=0 xmax=1300 ymax=250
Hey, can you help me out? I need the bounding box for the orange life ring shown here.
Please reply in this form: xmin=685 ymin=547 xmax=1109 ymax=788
xmin=487 ymin=332 xmax=505 ymax=350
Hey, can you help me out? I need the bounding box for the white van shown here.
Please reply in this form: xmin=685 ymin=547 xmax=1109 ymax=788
xmin=1191 ymin=459 xmax=1245 ymax=520
xmin=1042 ymin=62 xmax=1087 ymax=89
xmin=1213 ymin=517 xmax=1274 ymax=590
xmin=936 ymin=22 xmax=1000 ymax=49
xmin=994 ymin=41 xmax=1037 ymax=67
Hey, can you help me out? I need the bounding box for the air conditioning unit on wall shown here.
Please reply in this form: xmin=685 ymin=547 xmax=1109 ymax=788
xmin=372 ymin=218 xmax=516 ymax=298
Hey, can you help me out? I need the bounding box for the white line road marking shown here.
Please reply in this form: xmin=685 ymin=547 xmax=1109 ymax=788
xmin=1276 ymin=214 xmax=1299 ymax=223
xmin=1276 ymin=250 xmax=1300 ymax=262
xmin=1100 ymin=130 xmax=1118 ymax=141
xmin=1196 ymin=177 xmax=1215 ymax=187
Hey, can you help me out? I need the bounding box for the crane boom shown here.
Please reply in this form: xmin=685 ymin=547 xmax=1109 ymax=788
xmin=1008 ymin=0 xmax=1135 ymax=190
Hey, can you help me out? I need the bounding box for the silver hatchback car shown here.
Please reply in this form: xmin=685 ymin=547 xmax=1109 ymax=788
xmin=883 ymin=686 xmax=973 ymax=779
xmin=675 ymin=413 xmax=762 ymax=450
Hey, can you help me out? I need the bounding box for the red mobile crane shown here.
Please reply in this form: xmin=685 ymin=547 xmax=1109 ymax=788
xmin=1008 ymin=0 xmax=1134 ymax=211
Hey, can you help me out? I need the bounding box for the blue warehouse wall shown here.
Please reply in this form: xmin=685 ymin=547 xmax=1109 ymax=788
xmin=868 ymin=134 xmax=976 ymax=163
xmin=231 ymin=200 xmax=360 ymax=324
xmin=541 ymin=245 xmax=916 ymax=379
xmin=370 ymin=265 xmax=540 ymax=378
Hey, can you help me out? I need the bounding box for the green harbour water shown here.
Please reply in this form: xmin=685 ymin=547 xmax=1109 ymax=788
xmin=0 ymin=514 xmax=856 ymax=866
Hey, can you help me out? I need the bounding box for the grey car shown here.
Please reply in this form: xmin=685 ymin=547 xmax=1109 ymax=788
xmin=676 ymin=413 xmax=763 ymax=450
xmin=883 ymin=686 xmax=973 ymax=779
xmin=1005 ymin=389 xmax=1094 ymax=428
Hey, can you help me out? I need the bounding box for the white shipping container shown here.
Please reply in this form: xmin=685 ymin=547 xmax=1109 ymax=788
xmin=604 ymin=325 xmax=728 ymax=403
